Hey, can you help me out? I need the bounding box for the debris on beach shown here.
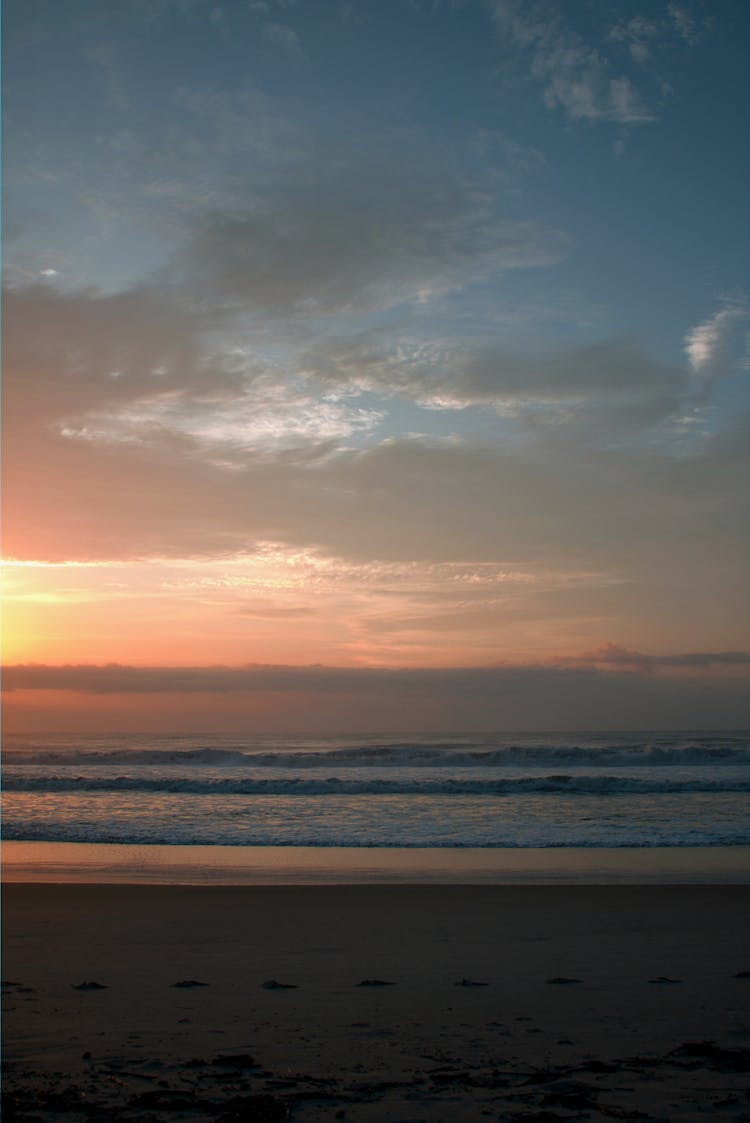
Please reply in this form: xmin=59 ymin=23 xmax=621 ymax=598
xmin=357 ymin=978 xmax=395 ymax=987
xmin=171 ymin=978 xmax=209 ymax=987
xmin=262 ymin=979 xmax=298 ymax=989
xmin=667 ymin=1040 xmax=750 ymax=1072
xmin=71 ymin=981 xmax=108 ymax=990
xmin=546 ymin=977 xmax=582 ymax=985
xmin=212 ymin=1053 xmax=257 ymax=1069
xmin=647 ymin=976 xmax=681 ymax=984
xmin=455 ymin=977 xmax=489 ymax=986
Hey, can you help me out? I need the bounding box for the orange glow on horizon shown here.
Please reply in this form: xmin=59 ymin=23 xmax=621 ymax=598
xmin=1 ymin=550 xmax=621 ymax=670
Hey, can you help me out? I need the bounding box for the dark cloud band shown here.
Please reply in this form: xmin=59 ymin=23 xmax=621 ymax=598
xmin=4 ymin=654 xmax=748 ymax=695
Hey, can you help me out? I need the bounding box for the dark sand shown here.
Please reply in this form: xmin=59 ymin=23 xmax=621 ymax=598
xmin=3 ymin=884 xmax=749 ymax=1121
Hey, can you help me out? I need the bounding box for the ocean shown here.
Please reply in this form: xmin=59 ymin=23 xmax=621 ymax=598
xmin=3 ymin=730 xmax=749 ymax=850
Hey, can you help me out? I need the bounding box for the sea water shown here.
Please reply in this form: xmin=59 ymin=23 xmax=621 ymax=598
xmin=3 ymin=730 xmax=749 ymax=849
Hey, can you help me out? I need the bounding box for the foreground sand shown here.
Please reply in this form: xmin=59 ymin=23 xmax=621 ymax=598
xmin=3 ymin=884 xmax=749 ymax=1121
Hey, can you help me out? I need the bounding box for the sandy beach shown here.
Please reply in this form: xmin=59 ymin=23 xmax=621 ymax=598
xmin=3 ymin=883 xmax=749 ymax=1121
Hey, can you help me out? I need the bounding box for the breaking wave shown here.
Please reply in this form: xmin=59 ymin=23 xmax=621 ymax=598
xmin=5 ymin=738 xmax=750 ymax=769
xmin=4 ymin=773 xmax=750 ymax=796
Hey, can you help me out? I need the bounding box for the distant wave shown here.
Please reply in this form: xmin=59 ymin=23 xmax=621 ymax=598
xmin=3 ymin=823 xmax=748 ymax=848
xmin=4 ymin=740 xmax=750 ymax=768
xmin=5 ymin=774 xmax=750 ymax=796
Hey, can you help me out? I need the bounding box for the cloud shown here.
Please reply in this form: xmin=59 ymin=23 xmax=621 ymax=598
xmin=468 ymin=129 xmax=548 ymax=185
xmin=235 ymin=603 xmax=317 ymax=619
xmin=606 ymin=9 xmax=700 ymax=65
xmin=262 ymin=22 xmax=303 ymax=57
xmin=2 ymin=543 xmax=633 ymax=670
xmin=2 ymin=283 xmax=208 ymax=422
xmin=1 ymin=284 xmax=375 ymax=457
xmin=302 ymin=330 xmax=702 ymax=450
xmin=304 ymin=332 xmax=685 ymax=416
xmin=171 ymin=161 xmax=566 ymax=315
xmin=5 ymin=649 xmax=748 ymax=694
xmin=608 ymin=14 xmax=670 ymax=66
xmin=158 ymin=549 xmax=563 ymax=596
xmin=83 ymin=40 xmax=131 ymax=112
xmin=3 ymin=277 xmax=748 ymax=675
xmin=4 ymin=656 xmax=748 ymax=732
xmin=684 ymin=300 xmax=750 ymax=378
xmin=4 ymin=280 xmax=748 ymax=584
xmin=490 ymin=0 xmax=655 ymax=124
xmin=60 ymin=385 xmax=385 ymax=454
xmin=170 ymin=82 xmax=304 ymax=168
xmin=559 ymin=643 xmax=750 ymax=673
xmin=2 ymin=284 xmax=384 ymax=458
xmin=668 ymin=3 xmax=699 ymax=43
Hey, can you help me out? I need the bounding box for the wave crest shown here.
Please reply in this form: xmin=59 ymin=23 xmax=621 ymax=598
xmin=5 ymin=738 xmax=750 ymax=769
xmin=5 ymin=773 xmax=750 ymax=796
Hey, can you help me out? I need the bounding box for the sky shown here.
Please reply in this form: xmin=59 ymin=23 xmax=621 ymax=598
xmin=2 ymin=0 xmax=749 ymax=732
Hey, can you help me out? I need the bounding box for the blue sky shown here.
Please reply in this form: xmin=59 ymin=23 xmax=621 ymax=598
xmin=3 ymin=0 xmax=749 ymax=730
xmin=8 ymin=2 xmax=749 ymax=341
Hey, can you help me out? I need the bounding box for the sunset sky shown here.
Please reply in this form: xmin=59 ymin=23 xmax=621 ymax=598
xmin=3 ymin=0 xmax=749 ymax=732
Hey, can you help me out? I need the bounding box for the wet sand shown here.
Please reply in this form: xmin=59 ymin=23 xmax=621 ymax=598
xmin=3 ymin=883 xmax=749 ymax=1120
xmin=5 ymin=840 xmax=750 ymax=884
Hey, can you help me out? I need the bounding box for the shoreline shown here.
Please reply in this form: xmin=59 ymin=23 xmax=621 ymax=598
xmin=3 ymin=839 xmax=750 ymax=884
xmin=4 ymin=883 xmax=749 ymax=1120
